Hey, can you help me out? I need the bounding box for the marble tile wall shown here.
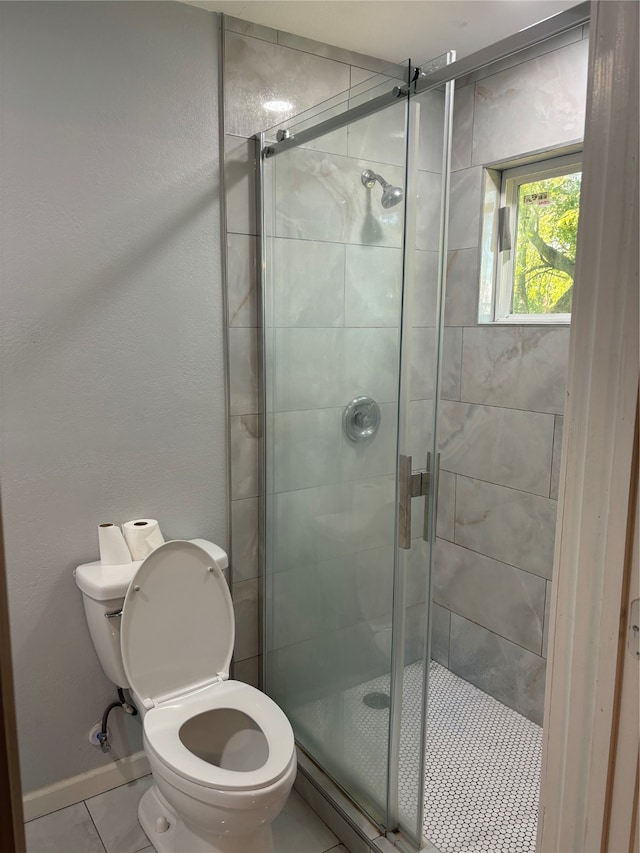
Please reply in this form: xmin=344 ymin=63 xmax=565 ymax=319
xmin=431 ymin=30 xmax=588 ymax=724
xmin=221 ymin=17 xmax=404 ymax=688
xmin=223 ymin=19 xmax=586 ymax=726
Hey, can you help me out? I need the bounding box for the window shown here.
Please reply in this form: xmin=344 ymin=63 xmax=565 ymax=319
xmin=478 ymin=152 xmax=582 ymax=323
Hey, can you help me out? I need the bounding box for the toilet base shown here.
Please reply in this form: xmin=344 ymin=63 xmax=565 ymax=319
xmin=138 ymin=785 xmax=274 ymax=853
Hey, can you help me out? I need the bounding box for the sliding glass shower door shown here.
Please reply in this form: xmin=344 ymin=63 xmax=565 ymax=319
xmin=260 ymin=63 xmax=453 ymax=841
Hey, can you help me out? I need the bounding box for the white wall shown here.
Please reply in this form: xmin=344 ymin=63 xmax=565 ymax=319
xmin=0 ymin=1 xmax=226 ymax=792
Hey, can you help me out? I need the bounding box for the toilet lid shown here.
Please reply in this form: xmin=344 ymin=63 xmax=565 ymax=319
xmin=121 ymin=540 xmax=234 ymax=705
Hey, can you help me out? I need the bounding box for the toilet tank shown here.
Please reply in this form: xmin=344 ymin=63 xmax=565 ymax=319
xmin=75 ymin=560 xmax=140 ymax=687
xmin=75 ymin=539 xmax=229 ymax=688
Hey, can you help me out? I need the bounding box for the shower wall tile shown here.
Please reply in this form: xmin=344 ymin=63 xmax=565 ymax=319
xmin=273 ymin=407 xmax=344 ymax=492
xmin=274 ymin=476 xmax=396 ymax=571
xmin=349 ymin=546 xmax=394 ymax=625
xmin=233 ymin=577 xmax=260 ymax=661
xmin=433 ymin=538 xmax=545 ymax=653
xmin=229 ymin=326 xmax=259 ymax=416
xmin=455 ymin=26 xmax=583 ymax=91
xmin=415 ymin=170 xmax=443 ymax=252
xmin=406 ymin=399 xmax=434 ymax=462
xmin=230 ymin=414 xmax=261 ymax=499
xmin=287 ymin=86 xmax=352 ymax=158
xmin=410 ymin=327 xmax=436 ymax=401
xmin=274 ymin=328 xmax=344 ymax=410
xmin=347 ymin=99 xmax=408 ymax=166
xmin=404 ymin=603 xmax=428 ymax=665
xmin=274 ymin=148 xmax=404 ymax=247
xmin=431 ymin=603 xmax=451 ymax=667
xmin=472 ymin=38 xmax=588 ymax=165
xmin=233 ymin=654 xmax=262 ymax=690
xmin=273 ymin=238 xmax=345 ymax=327
xmin=276 ymin=30 xmax=393 ymax=76
xmin=542 ymin=580 xmax=552 ymax=659
xmin=417 ymin=89 xmax=446 ymax=174
xmin=225 ymin=135 xmax=258 ymax=236
xmin=405 ymin=538 xmax=429 ymax=607
xmin=224 ymin=32 xmax=351 ymax=138
xmin=438 ymin=400 xmax=554 ymax=496
xmin=224 ymin=15 xmax=277 ymax=44
xmin=550 ymin=415 xmax=564 ymax=500
xmin=345 ymin=245 xmax=402 ymax=327
xmin=454 ymin=476 xmax=558 ymax=579
xmin=451 ymin=83 xmax=474 ymax=171
xmin=448 ymin=614 xmax=546 ymax=724
xmin=231 ymin=497 xmax=260 ymax=583
xmin=272 ymin=565 xmax=323 ymax=649
xmin=447 ymin=166 xmax=482 ymax=250
xmin=461 ymin=326 xmax=570 ymax=414
xmin=436 ymin=470 xmax=456 ymax=543
xmin=408 ymin=325 xmax=462 ymax=404
xmin=227 ymin=234 xmax=258 ymax=328
xmin=444 ymin=248 xmax=480 ymax=327
xmin=442 ymin=327 xmax=462 ymax=401
xmin=274 ymin=327 xmax=399 ymax=411
xmin=272 ymin=545 xmax=394 ymax=650
xmin=412 ymin=250 xmax=439 ymax=328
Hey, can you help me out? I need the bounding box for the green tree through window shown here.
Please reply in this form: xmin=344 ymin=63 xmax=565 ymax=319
xmin=513 ymin=171 xmax=581 ymax=314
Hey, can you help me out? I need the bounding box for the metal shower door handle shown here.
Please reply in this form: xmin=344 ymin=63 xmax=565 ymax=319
xmin=398 ymin=452 xmax=440 ymax=549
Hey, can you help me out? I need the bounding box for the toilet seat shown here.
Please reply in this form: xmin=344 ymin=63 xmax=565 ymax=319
xmin=143 ymin=680 xmax=295 ymax=792
xmin=120 ymin=541 xmax=295 ymax=795
xmin=120 ymin=540 xmax=234 ymax=708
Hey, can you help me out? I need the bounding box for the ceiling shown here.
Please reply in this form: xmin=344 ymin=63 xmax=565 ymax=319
xmin=185 ymin=0 xmax=580 ymax=64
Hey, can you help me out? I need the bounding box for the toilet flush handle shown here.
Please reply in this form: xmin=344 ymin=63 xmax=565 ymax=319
xmin=105 ymin=608 xmax=123 ymax=619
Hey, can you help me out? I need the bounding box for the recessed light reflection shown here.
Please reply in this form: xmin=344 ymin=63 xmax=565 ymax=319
xmin=263 ymin=99 xmax=294 ymax=113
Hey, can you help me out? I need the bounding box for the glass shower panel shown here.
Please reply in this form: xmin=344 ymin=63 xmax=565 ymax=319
xmin=262 ymin=89 xmax=411 ymax=825
xmin=390 ymin=79 xmax=454 ymax=844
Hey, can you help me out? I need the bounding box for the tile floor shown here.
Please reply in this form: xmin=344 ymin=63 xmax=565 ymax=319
xmin=295 ymin=661 xmax=542 ymax=853
xmin=25 ymin=779 xmax=347 ymax=853
xmin=25 ymin=662 xmax=542 ymax=853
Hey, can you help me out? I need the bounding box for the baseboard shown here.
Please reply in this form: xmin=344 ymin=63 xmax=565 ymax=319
xmin=23 ymin=750 xmax=150 ymax=822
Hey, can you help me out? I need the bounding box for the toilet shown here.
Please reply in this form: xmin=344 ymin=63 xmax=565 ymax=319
xmin=75 ymin=539 xmax=296 ymax=853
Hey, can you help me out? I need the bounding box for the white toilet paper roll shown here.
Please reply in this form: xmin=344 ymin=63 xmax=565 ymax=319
xmin=98 ymin=523 xmax=132 ymax=566
xmin=123 ymin=519 xmax=165 ymax=561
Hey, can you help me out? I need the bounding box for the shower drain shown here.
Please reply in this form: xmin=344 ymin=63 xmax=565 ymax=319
xmin=362 ymin=692 xmax=391 ymax=710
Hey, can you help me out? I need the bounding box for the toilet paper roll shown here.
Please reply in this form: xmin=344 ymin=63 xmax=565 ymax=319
xmin=98 ymin=523 xmax=132 ymax=566
xmin=123 ymin=519 xmax=165 ymax=561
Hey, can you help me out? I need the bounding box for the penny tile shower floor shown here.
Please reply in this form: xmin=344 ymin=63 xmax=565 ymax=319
xmin=296 ymin=661 xmax=543 ymax=853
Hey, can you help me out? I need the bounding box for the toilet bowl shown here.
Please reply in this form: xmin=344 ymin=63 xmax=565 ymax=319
xmin=75 ymin=539 xmax=296 ymax=853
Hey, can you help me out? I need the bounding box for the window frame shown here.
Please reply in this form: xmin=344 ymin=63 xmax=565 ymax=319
xmin=479 ymin=151 xmax=582 ymax=325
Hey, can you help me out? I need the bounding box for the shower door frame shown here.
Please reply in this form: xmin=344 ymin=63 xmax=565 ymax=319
xmin=255 ymin=1 xmax=592 ymax=846
xmin=255 ymin=63 xmax=428 ymax=836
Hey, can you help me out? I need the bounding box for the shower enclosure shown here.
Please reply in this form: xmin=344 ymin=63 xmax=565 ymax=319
xmin=256 ymin=4 xmax=588 ymax=848
xmin=259 ymin=57 xmax=452 ymax=844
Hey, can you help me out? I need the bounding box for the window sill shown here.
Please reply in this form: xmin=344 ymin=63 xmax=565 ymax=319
xmin=479 ymin=315 xmax=571 ymax=326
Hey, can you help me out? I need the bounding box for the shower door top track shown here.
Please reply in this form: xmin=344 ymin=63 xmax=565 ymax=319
xmin=261 ymin=0 xmax=589 ymax=159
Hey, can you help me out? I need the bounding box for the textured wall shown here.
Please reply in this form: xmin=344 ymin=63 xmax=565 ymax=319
xmin=0 ymin=2 xmax=225 ymax=792
xmin=431 ymin=29 xmax=589 ymax=724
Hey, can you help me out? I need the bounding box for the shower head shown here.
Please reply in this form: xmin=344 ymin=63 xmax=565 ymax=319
xmin=361 ymin=169 xmax=404 ymax=209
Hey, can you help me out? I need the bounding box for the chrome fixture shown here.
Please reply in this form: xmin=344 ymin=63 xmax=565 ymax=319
xmin=343 ymin=396 xmax=381 ymax=443
xmin=361 ymin=169 xmax=404 ymax=209
xmin=398 ymin=453 xmax=440 ymax=549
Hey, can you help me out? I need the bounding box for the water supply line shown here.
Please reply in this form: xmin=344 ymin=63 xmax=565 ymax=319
xmin=97 ymin=688 xmax=138 ymax=753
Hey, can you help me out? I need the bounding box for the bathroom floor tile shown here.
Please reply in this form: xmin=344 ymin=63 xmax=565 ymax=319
xmin=85 ymin=774 xmax=153 ymax=853
xmin=296 ymin=661 xmax=542 ymax=853
xmin=272 ymin=788 xmax=340 ymax=853
xmin=25 ymin=802 xmax=106 ymax=853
